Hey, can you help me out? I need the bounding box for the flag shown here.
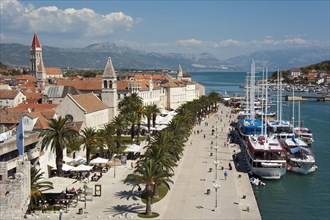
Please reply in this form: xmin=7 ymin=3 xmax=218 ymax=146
xmin=16 ymin=117 xmax=24 ymax=156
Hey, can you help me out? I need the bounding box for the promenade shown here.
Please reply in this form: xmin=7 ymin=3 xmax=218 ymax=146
xmin=28 ymin=104 xmax=261 ymax=220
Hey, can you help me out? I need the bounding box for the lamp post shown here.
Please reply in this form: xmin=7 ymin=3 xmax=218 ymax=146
xmin=83 ymin=179 xmax=88 ymax=209
xmin=214 ymin=145 xmax=219 ymax=180
xmin=213 ymin=182 xmax=220 ymax=210
xmin=113 ymin=154 xmax=117 ymax=178
xmin=213 ymin=160 xmax=219 ymax=180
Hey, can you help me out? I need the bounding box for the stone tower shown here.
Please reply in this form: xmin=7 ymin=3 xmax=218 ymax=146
xmin=101 ymin=57 xmax=118 ymax=120
xmin=30 ymin=32 xmax=46 ymax=93
xmin=177 ymin=64 xmax=183 ymax=80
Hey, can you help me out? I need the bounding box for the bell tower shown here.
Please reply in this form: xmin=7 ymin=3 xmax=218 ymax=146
xmin=30 ymin=32 xmax=46 ymax=92
xmin=177 ymin=64 xmax=183 ymax=80
xmin=101 ymin=57 xmax=118 ymax=120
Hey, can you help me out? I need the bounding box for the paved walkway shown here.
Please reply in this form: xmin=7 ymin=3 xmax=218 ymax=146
xmin=27 ymin=104 xmax=261 ymax=220
xmin=155 ymin=104 xmax=261 ymax=219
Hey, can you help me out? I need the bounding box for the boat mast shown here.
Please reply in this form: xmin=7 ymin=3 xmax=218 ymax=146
xmin=250 ymin=60 xmax=256 ymax=122
xmin=292 ymin=89 xmax=295 ymax=129
xmin=276 ymin=68 xmax=279 ymax=120
xmin=279 ymin=70 xmax=282 ymax=122
xmin=261 ymin=68 xmax=265 ymax=135
xmin=265 ymin=67 xmax=268 ymax=136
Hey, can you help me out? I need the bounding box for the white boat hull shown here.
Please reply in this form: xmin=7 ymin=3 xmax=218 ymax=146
xmin=250 ymin=165 xmax=287 ymax=179
xmin=288 ymin=164 xmax=316 ymax=175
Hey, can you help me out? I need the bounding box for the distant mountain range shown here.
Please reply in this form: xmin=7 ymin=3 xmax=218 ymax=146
xmin=0 ymin=42 xmax=329 ymax=71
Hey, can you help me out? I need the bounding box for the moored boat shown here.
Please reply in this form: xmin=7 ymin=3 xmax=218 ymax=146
xmin=245 ymin=134 xmax=287 ymax=179
xmin=293 ymin=127 xmax=314 ymax=144
xmin=281 ymin=136 xmax=316 ymax=175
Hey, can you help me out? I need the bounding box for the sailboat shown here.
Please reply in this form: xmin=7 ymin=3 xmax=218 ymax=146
xmin=293 ymin=101 xmax=314 ymax=144
xmin=280 ymin=135 xmax=316 ymax=174
xmin=238 ymin=60 xmax=263 ymax=139
xmin=244 ymin=67 xmax=287 ymax=179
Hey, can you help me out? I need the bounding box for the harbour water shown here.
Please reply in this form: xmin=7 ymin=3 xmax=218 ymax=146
xmin=190 ymin=72 xmax=330 ymax=220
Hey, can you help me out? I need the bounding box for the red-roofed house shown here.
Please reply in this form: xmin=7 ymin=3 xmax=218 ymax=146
xmin=290 ymin=68 xmax=301 ymax=78
xmin=0 ymin=89 xmax=26 ymax=108
xmin=306 ymin=69 xmax=319 ymax=82
xmin=45 ymin=67 xmax=63 ymax=79
xmin=56 ymin=93 xmax=109 ymax=129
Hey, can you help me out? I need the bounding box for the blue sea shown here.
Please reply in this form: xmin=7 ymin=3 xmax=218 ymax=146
xmin=190 ymin=72 xmax=330 ymax=220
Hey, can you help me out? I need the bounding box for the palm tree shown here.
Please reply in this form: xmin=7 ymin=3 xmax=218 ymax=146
xmin=143 ymin=105 xmax=154 ymax=133
xmin=151 ymin=130 xmax=184 ymax=162
xmin=208 ymin=91 xmax=222 ymax=111
xmin=111 ymin=115 xmax=129 ymax=153
xmin=99 ymin=123 xmax=116 ymax=158
xmin=118 ymin=92 xmax=143 ymax=114
xmin=150 ymin=104 xmax=160 ymax=128
xmin=135 ymin=104 xmax=145 ymax=143
xmin=143 ymin=146 xmax=176 ymax=198
xmin=166 ymin=117 xmax=190 ymax=142
xmin=124 ymin=159 xmax=173 ymax=216
xmin=39 ymin=116 xmax=79 ymax=176
xmin=125 ymin=112 xmax=139 ymax=143
xmin=29 ymin=166 xmax=53 ymax=211
xmin=80 ymin=127 xmax=98 ymax=164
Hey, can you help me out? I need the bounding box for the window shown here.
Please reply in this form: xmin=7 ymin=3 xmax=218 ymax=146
xmin=65 ymin=114 xmax=74 ymax=122
xmin=103 ymin=80 xmax=107 ymax=89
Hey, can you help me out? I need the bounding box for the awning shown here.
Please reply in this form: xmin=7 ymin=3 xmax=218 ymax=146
xmin=70 ymin=164 xmax=93 ymax=172
xmin=51 ymin=163 xmax=74 ymax=172
xmin=124 ymin=144 xmax=142 ymax=153
xmin=69 ymin=156 xmax=87 ymax=164
xmin=90 ymin=157 xmax=109 ymax=164
xmin=63 ymin=156 xmax=73 ymax=163
xmin=42 ymin=177 xmax=82 ymax=194
xmin=291 ymin=146 xmax=311 ymax=154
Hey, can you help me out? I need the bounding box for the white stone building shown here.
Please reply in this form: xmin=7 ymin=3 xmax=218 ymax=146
xmin=0 ymin=89 xmax=26 ymax=108
xmin=56 ymin=93 xmax=109 ymax=130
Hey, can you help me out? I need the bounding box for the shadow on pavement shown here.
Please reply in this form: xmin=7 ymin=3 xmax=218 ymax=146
xmin=103 ymin=203 xmax=145 ymax=216
xmin=114 ymin=190 xmax=140 ymax=201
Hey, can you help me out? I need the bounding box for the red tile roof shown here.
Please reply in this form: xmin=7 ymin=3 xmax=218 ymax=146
xmin=0 ymin=89 xmax=19 ymax=99
xmin=45 ymin=67 xmax=63 ymax=75
xmin=0 ymin=109 xmax=26 ymax=124
xmin=10 ymin=103 xmax=57 ymax=111
xmin=31 ymin=32 xmax=41 ymax=48
xmin=26 ymin=111 xmax=51 ymax=129
xmin=56 ymin=78 xmax=101 ymax=91
xmin=16 ymin=75 xmax=36 ymax=82
xmin=69 ymin=93 xmax=108 ymax=113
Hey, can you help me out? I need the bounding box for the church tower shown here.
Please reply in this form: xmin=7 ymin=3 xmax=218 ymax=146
xmin=30 ymin=32 xmax=46 ymax=92
xmin=101 ymin=57 xmax=118 ymax=120
xmin=177 ymin=64 xmax=183 ymax=80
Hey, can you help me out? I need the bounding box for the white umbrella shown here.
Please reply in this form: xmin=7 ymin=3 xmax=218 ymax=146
xmin=124 ymin=144 xmax=142 ymax=153
xmin=71 ymin=164 xmax=93 ymax=172
xmin=51 ymin=163 xmax=74 ymax=172
xmin=90 ymin=157 xmax=109 ymax=164
xmin=70 ymin=156 xmax=86 ymax=164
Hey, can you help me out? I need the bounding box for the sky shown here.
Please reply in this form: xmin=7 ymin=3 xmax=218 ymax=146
xmin=1 ymin=0 xmax=329 ymax=59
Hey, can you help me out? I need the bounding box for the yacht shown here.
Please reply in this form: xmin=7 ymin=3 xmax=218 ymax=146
xmin=245 ymin=134 xmax=287 ymax=179
xmin=281 ymin=136 xmax=316 ymax=174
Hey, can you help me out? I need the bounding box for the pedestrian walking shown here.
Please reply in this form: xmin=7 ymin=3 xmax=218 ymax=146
xmin=204 ymin=134 xmax=206 ymax=139
xmin=190 ymin=140 xmax=193 ymax=146
xmin=59 ymin=209 xmax=63 ymax=220
xmin=224 ymin=171 xmax=228 ymax=180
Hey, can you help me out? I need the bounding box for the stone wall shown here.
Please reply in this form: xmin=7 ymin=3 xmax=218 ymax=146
xmin=0 ymin=160 xmax=31 ymax=219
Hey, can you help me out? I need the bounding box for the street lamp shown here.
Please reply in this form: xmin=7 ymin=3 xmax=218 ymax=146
xmin=83 ymin=179 xmax=88 ymax=209
xmin=213 ymin=160 xmax=219 ymax=180
xmin=213 ymin=182 xmax=220 ymax=210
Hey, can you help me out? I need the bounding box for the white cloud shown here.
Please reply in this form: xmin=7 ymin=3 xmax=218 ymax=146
xmin=176 ymin=38 xmax=203 ymax=46
xmin=0 ymin=0 xmax=135 ymax=37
